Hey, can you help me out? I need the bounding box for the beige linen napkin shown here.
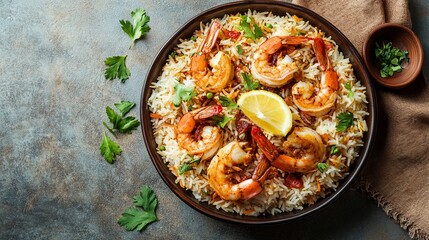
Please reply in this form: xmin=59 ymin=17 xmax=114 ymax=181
xmin=292 ymin=0 xmax=429 ymax=239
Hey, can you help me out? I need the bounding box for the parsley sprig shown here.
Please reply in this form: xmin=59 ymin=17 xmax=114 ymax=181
xmin=100 ymin=132 xmax=122 ymax=164
xmin=103 ymin=105 xmax=140 ymax=134
xmin=104 ymin=8 xmax=151 ymax=83
xmin=114 ymin=100 xmax=136 ymax=117
xmin=104 ymin=55 xmax=131 ymax=83
xmin=118 ymin=186 xmax=158 ymax=231
xmin=100 ymin=100 xmax=140 ymax=163
xmin=120 ymin=8 xmax=151 ymax=48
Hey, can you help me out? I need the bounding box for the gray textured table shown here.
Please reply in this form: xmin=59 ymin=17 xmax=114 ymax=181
xmin=1 ymin=0 xmax=427 ymax=239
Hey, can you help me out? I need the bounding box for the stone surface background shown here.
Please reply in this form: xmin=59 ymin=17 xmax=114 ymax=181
xmin=1 ymin=0 xmax=427 ymax=239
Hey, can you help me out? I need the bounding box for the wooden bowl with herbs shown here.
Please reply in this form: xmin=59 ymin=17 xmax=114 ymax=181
xmin=363 ymin=23 xmax=423 ymax=88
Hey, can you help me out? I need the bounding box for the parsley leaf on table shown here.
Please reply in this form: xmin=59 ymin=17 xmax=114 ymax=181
xmin=101 ymin=100 xmax=139 ymax=163
xmin=104 ymin=55 xmax=131 ymax=83
xmin=118 ymin=116 xmax=140 ymax=133
xmin=336 ymin=111 xmax=354 ymax=132
xmin=104 ymin=104 xmax=140 ymax=134
xmin=241 ymin=72 xmax=259 ymax=90
xmin=118 ymin=208 xmax=158 ymax=231
xmin=114 ymin=100 xmax=136 ymax=116
xmin=100 ymin=132 xmax=122 ymax=164
xmin=120 ymin=8 xmax=151 ymax=48
xmin=118 ymin=186 xmax=158 ymax=231
xmin=238 ymin=15 xmax=263 ymax=42
xmin=133 ymin=186 xmax=158 ymax=214
xmin=106 ymin=106 xmax=122 ymax=129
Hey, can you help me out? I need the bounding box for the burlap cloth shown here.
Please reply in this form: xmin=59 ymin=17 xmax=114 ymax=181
xmin=292 ymin=0 xmax=429 ymax=239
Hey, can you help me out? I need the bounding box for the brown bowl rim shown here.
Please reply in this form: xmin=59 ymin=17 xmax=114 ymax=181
xmin=140 ymin=0 xmax=377 ymax=224
xmin=362 ymin=23 xmax=424 ymax=89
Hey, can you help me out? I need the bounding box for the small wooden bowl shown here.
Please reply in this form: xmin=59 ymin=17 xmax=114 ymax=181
xmin=363 ymin=23 xmax=424 ymax=88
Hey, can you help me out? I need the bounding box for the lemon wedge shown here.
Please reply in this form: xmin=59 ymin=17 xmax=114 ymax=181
xmin=237 ymin=90 xmax=292 ymax=136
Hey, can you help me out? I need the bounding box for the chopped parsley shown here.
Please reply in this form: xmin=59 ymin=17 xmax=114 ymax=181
xmin=219 ymin=95 xmax=238 ymax=109
xmin=237 ymin=44 xmax=243 ymax=55
xmin=189 ymin=155 xmax=201 ymax=164
xmin=330 ymin=145 xmax=340 ymax=155
xmin=178 ymin=163 xmax=193 ymax=175
xmin=169 ymin=51 xmax=176 ymax=58
xmin=173 ymin=82 xmax=196 ymax=107
xmin=211 ymin=114 xmax=234 ymax=128
xmin=316 ymin=163 xmax=328 ymax=173
xmin=345 ymin=82 xmax=354 ymax=98
xmin=266 ymin=23 xmax=273 ymax=29
xmin=238 ymin=15 xmax=263 ymax=42
xmin=336 ymin=112 xmax=354 ymax=132
xmin=241 ymin=72 xmax=259 ymax=90
xmin=375 ymin=42 xmax=409 ymax=78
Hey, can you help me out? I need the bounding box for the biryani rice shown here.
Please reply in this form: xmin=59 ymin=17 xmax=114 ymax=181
xmin=148 ymin=10 xmax=368 ymax=216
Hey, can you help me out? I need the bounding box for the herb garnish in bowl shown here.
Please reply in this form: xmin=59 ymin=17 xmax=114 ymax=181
xmin=374 ymin=42 xmax=409 ymax=78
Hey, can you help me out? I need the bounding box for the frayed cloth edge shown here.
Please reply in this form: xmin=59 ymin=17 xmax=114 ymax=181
xmin=360 ymin=179 xmax=429 ymax=240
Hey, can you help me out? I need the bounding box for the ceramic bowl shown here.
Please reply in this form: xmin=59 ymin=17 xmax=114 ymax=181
xmin=362 ymin=23 xmax=424 ymax=88
xmin=140 ymin=1 xmax=377 ymax=224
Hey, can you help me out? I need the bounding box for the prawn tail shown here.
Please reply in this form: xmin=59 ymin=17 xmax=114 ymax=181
xmin=200 ymin=20 xmax=222 ymax=53
xmin=192 ymin=105 xmax=223 ymax=120
xmin=313 ymin=38 xmax=327 ymax=71
xmin=324 ymin=69 xmax=339 ymax=91
xmin=272 ymin=155 xmax=296 ymax=173
xmin=252 ymin=155 xmax=271 ymax=181
xmin=251 ymin=126 xmax=279 ymax=161
xmin=282 ymin=36 xmax=309 ymax=46
xmin=235 ymin=179 xmax=263 ymax=200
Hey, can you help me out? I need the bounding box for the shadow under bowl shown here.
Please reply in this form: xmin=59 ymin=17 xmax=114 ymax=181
xmin=140 ymin=1 xmax=377 ymax=224
xmin=363 ymin=23 xmax=424 ymax=88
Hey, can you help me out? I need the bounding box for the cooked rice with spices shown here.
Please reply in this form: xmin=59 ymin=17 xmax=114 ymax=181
xmin=148 ymin=11 xmax=368 ymax=216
